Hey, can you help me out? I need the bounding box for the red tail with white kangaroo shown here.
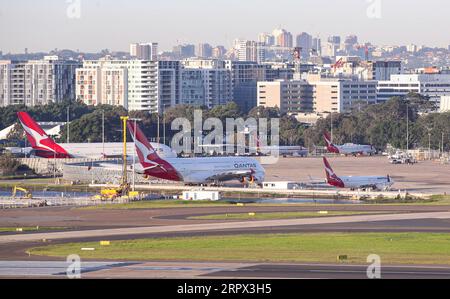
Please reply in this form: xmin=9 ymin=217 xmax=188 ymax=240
xmin=17 ymin=112 xmax=72 ymax=158
xmin=126 ymin=120 xmax=182 ymax=181
xmin=323 ymin=157 xmax=345 ymax=188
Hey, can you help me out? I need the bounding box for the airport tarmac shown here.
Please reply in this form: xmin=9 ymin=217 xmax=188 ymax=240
xmin=264 ymin=156 xmax=450 ymax=194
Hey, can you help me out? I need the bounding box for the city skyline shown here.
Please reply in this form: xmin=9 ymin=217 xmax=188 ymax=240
xmin=1 ymin=0 xmax=450 ymax=53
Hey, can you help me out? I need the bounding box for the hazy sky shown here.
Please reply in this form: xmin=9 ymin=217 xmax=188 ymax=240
xmin=1 ymin=0 xmax=449 ymax=53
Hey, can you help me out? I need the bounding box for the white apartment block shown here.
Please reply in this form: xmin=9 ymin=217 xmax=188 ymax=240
xmin=0 ymin=56 xmax=80 ymax=107
xmin=76 ymin=58 xmax=159 ymax=112
xmin=377 ymin=74 xmax=450 ymax=104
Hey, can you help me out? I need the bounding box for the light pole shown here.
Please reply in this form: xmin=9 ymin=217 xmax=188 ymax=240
xmin=66 ymin=106 xmax=70 ymax=144
xmin=330 ymin=112 xmax=333 ymax=143
xmin=101 ymin=110 xmax=105 ymax=157
xmin=163 ymin=110 xmax=166 ymax=146
xmin=428 ymin=132 xmax=431 ymax=160
xmin=406 ymin=104 xmax=409 ymax=152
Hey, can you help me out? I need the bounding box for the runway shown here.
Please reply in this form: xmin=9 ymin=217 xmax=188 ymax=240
xmin=2 ymin=260 xmax=450 ymax=279
xmin=2 ymin=203 xmax=450 ymax=279
xmin=2 ymin=211 xmax=450 ymax=244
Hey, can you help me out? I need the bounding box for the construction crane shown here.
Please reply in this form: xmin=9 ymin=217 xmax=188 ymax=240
xmin=98 ymin=116 xmax=131 ymax=201
xmin=332 ymin=57 xmax=345 ymax=70
xmin=12 ymin=186 xmax=32 ymax=199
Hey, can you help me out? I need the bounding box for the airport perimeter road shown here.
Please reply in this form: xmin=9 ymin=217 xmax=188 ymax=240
xmin=2 ymin=261 xmax=450 ymax=279
xmin=2 ymin=211 xmax=450 ymax=244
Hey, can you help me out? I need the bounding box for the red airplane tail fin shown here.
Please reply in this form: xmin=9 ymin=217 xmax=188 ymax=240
xmin=127 ymin=120 xmax=161 ymax=166
xmin=127 ymin=121 xmax=182 ymax=182
xmin=323 ymin=131 xmax=339 ymax=153
xmin=323 ymin=157 xmax=344 ymax=187
xmin=17 ymin=111 xmax=71 ymax=158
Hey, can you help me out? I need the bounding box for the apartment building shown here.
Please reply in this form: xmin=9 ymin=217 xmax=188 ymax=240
xmin=0 ymin=56 xmax=80 ymax=107
xmin=158 ymin=61 xmax=182 ymax=112
xmin=76 ymin=58 xmax=159 ymax=112
xmin=181 ymin=59 xmax=232 ymax=108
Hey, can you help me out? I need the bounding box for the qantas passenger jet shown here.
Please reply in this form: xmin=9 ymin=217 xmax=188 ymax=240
xmin=17 ymin=112 xmax=175 ymax=159
xmin=323 ymin=157 xmax=393 ymax=191
xmin=323 ymin=132 xmax=376 ymax=156
xmin=127 ymin=120 xmax=265 ymax=185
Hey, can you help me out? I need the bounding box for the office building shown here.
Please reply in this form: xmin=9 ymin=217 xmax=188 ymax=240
xmin=225 ymin=61 xmax=267 ymax=113
xmin=173 ymin=44 xmax=196 ymax=58
xmin=272 ymin=29 xmax=293 ymax=48
xmin=307 ymin=74 xmax=378 ymax=113
xmin=212 ymin=46 xmax=227 ymax=59
xmin=130 ymin=43 xmax=158 ymax=61
xmin=196 ymin=43 xmax=213 ymax=58
xmin=257 ymin=80 xmax=314 ymax=114
xmin=258 ymin=32 xmax=275 ymax=46
xmin=236 ymin=40 xmax=266 ymax=63
xmin=377 ymin=74 xmax=450 ymax=104
xmin=296 ymin=32 xmax=313 ymax=58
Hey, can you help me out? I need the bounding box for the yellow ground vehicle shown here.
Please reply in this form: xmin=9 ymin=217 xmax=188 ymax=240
xmin=12 ymin=186 xmax=32 ymax=199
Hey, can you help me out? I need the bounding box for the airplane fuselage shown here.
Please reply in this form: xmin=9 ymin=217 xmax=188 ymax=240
xmin=334 ymin=144 xmax=375 ymax=155
xmin=335 ymin=175 xmax=392 ymax=190
xmin=18 ymin=142 xmax=176 ymax=159
xmin=143 ymin=156 xmax=265 ymax=184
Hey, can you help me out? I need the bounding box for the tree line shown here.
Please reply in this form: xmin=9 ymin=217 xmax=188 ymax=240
xmin=1 ymin=93 xmax=449 ymax=151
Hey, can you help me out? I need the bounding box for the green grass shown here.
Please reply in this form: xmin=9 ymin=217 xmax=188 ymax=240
xmin=28 ymin=232 xmax=450 ymax=265
xmin=188 ymin=211 xmax=380 ymax=220
xmin=0 ymin=227 xmax=67 ymax=233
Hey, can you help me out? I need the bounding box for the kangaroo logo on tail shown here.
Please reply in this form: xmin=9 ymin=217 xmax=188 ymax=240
xmin=127 ymin=120 xmax=182 ymax=181
xmin=323 ymin=132 xmax=340 ymax=154
xmin=17 ymin=112 xmax=71 ymax=158
xmin=323 ymin=157 xmax=344 ymax=188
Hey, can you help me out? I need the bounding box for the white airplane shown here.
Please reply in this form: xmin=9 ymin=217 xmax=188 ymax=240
xmin=324 ymin=132 xmax=376 ymax=156
xmin=16 ymin=111 xmax=176 ymax=159
xmin=127 ymin=120 xmax=265 ymax=185
xmin=323 ymin=157 xmax=393 ymax=191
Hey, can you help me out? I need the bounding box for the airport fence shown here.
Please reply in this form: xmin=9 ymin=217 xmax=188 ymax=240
xmin=0 ymin=197 xmax=132 ymax=210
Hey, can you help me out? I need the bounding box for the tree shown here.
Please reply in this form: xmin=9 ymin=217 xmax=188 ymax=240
xmin=0 ymin=154 xmax=31 ymax=176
